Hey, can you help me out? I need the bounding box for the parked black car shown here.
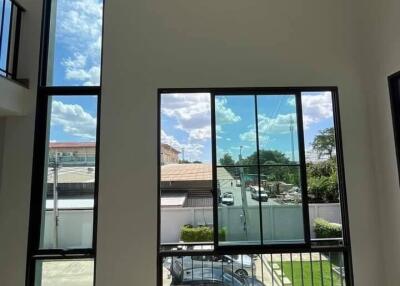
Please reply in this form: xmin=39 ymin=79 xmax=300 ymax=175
xmin=170 ymin=264 xmax=264 ymax=286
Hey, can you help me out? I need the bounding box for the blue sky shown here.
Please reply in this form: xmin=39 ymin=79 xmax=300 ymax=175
xmin=161 ymin=92 xmax=334 ymax=163
xmin=46 ymin=0 xmax=102 ymax=143
xmin=45 ymin=0 xmax=334 ymax=155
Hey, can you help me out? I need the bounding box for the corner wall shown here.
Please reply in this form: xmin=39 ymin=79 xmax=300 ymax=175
xmin=0 ymin=0 xmax=40 ymax=285
xmin=353 ymin=0 xmax=400 ymax=285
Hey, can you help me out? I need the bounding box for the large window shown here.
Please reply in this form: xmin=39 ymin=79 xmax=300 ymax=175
xmin=158 ymin=88 xmax=353 ymax=286
xmin=27 ymin=0 xmax=103 ymax=285
xmin=215 ymin=93 xmax=305 ymax=246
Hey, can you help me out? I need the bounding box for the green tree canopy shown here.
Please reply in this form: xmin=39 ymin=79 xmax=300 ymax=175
xmin=241 ymin=149 xmax=291 ymax=165
xmin=219 ymin=153 xmax=235 ymax=165
xmin=312 ymin=127 xmax=336 ymax=159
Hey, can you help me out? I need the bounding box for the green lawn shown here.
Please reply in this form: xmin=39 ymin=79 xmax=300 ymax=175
xmin=281 ymin=260 xmax=344 ymax=286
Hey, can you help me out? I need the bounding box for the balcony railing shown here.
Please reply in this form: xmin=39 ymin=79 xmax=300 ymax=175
xmin=0 ymin=0 xmax=24 ymax=80
xmin=162 ymin=251 xmax=346 ymax=286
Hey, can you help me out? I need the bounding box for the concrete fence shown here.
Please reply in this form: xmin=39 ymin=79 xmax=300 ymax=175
xmin=43 ymin=204 xmax=341 ymax=248
xmin=161 ymin=203 xmax=341 ymax=243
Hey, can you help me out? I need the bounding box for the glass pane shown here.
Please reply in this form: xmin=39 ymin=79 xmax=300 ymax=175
xmin=301 ymin=91 xmax=343 ymax=241
xmin=218 ymin=166 xmax=261 ymax=245
xmin=47 ymin=0 xmax=103 ymax=86
xmin=41 ymin=95 xmax=98 ymax=249
xmin=0 ymin=0 xmax=12 ymax=72
xmin=260 ymin=166 xmax=304 ymax=243
xmin=160 ymin=93 xmax=213 ymax=246
xmin=162 ymin=252 xmax=346 ymax=286
xmin=35 ymin=260 xmax=94 ymax=286
xmin=257 ymin=95 xmax=299 ymax=164
xmin=215 ymin=95 xmax=257 ymax=166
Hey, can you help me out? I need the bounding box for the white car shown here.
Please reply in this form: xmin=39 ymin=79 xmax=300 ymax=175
xmin=221 ymin=192 xmax=234 ymax=205
xmin=250 ymin=186 xmax=268 ymax=201
xmin=236 ymin=179 xmax=241 ymax=187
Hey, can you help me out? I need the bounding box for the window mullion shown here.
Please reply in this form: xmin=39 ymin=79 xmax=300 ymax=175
xmin=295 ymin=91 xmax=311 ymax=245
xmin=254 ymin=94 xmax=264 ymax=245
xmin=211 ymin=92 xmax=219 ymax=247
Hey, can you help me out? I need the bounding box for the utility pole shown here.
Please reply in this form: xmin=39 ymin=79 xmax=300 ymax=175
xmin=52 ymin=152 xmax=59 ymax=248
xmin=239 ymin=167 xmax=249 ymax=240
xmin=239 ymin=145 xmax=243 ymax=162
xmin=181 ymin=148 xmax=185 ymax=162
xmin=290 ymin=115 xmax=295 ymax=162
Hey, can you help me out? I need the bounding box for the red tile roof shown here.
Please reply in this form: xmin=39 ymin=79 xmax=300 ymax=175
xmin=49 ymin=142 xmax=96 ymax=148
xmin=161 ymin=163 xmax=212 ymax=182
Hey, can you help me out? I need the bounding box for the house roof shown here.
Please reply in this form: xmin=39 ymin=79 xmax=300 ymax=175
xmin=49 ymin=142 xmax=96 ymax=148
xmin=161 ymin=163 xmax=212 ymax=182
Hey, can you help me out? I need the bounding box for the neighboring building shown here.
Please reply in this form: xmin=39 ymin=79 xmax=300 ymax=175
xmin=49 ymin=142 xmax=96 ymax=157
xmin=47 ymin=142 xmax=96 ymax=200
xmin=49 ymin=142 xmax=96 ymax=166
xmin=161 ymin=143 xmax=180 ymax=165
xmin=161 ymin=163 xmax=212 ymax=207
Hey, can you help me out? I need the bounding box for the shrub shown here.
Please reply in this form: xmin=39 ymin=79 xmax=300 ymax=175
xmin=218 ymin=227 xmax=226 ymax=241
xmin=308 ymin=175 xmax=339 ymax=203
xmin=181 ymin=226 xmax=212 ymax=242
xmin=314 ymin=218 xmax=342 ymax=238
xmin=180 ymin=226 xmax=227 ymax=242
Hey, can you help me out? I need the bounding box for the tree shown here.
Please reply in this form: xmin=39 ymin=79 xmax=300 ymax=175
xmin=312 ymin=127 xmax=336 ymax=159
xmin=219 ymin=153 xmax=235 ymax=165
xmin=307 ymin=158 xmax=339 ymax=203
xmin=241 ymin=150 xmax=290 ymax=165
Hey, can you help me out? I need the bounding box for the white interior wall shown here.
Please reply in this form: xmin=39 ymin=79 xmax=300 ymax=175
xmin=0 ymin=118 xmax=5 ymax=188
xmin=351 ymin=0 xmax=400 ymax=285
xmin=97 ymin=1 xmax=381 ymax=285
xmin=0 ymin=77 xmax=31 ymax=115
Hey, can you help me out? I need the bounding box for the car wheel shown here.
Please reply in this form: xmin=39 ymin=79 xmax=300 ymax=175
xmin=235 ymin=269 xmax=248 ymax=277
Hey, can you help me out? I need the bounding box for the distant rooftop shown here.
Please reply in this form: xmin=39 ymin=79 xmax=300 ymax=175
xmin=49 ymin=142 xmax=96 ymax=148
xmin=161 ymin=163 xmax=212 ymax=182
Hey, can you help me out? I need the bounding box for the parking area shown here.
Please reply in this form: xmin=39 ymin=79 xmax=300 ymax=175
xmin=218 ymin=169 xmax=280 ymax=207
xmin=162 ymin=252 xmax=344 ymax=286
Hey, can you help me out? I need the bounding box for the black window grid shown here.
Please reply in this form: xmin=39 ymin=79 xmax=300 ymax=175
xmin=157 ymin=87 xmax=354 ymax=286
xmin=25 ymin=0 xmax=104 ymax=284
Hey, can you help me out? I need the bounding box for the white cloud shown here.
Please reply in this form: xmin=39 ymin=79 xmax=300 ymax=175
xmin=51 ymin=100 xmax=97 ymax=140
xmin=239 ymin=129 xmax=256 ymax=142
xmin=239 ymin=113 xmax=295 ymax=143
xmin=258 ymin=113 xmax=297 ymax=134
xmin=161 ymin=130 xmax=205 ymax=161
xmin=215 ymin=97 xmax=241 ymax=124
xmin=188 ymin=126 xmax=212 ymax=141
xmin=57 ymin=0 xmax=103 ymax=85
xmin=161 ymin=93 xmax=211 ymax=141
xmin=288 ymin=92 xmax=333 ymax=129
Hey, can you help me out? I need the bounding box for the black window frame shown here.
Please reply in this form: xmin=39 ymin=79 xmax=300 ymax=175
xmin=157 ymin=87 xmax=354 ymax=286
xmin=25 ymin=0 xmax=104 ymax=285
xmin=388 ymin=71 xmax=400 ymax=185
xmin=212 ymin=91 xmax=308 ymax=248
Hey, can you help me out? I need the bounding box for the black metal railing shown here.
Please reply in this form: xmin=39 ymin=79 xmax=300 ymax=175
xmin=162 ymin=251 xmax=346 ymax=286
xmin=0 ymin=0 xmax=24 ymax=80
